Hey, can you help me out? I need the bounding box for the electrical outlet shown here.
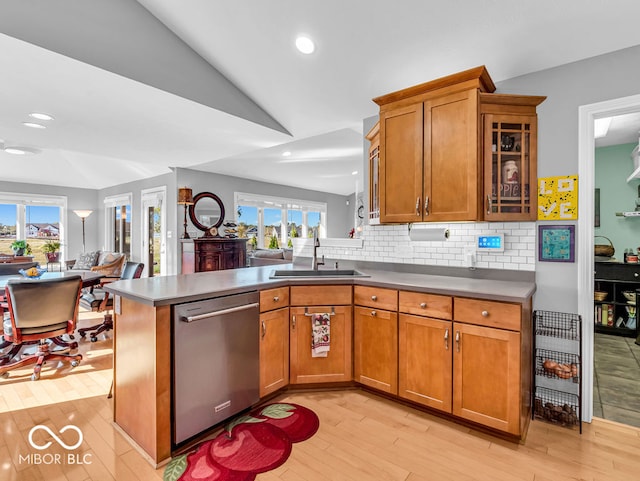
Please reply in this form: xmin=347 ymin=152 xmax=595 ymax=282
xmin=464 ymin=246 xmax=477 ymax=269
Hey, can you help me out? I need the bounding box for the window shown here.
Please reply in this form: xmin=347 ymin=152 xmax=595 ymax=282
xmin=104 ymin=193 xmax=132 ymax=258
xmin=235 ymin=193 xmax=326 ymax=249
xmin=0 ymin=193 xmax=67 ymax=264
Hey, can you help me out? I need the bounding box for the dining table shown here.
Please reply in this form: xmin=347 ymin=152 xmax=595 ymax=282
xmin=0 ymin=270 xmax=104 ymax=290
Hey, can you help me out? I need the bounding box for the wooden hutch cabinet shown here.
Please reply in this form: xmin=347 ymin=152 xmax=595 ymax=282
xmin=194 ymin=238 xmax=246 ymax=272
xmin=181 ymin=238 xmax=247 ymax=273
xmin=371 ymin=66 xmax=545 ymax=224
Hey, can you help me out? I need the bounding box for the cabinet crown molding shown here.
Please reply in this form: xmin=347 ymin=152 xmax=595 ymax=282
xmin=373 ymin=65 xmax=496 ymax=106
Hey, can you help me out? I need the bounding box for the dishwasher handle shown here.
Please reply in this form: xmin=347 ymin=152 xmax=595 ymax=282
xmin=181 ymin=302 xmax=259 ymax=323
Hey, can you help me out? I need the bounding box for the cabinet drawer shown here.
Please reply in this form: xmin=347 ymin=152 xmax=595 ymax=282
xmin=260 ymin=287 xmax=289 ymax=313
xmin=454 ymin=297 xmax=521 ymax=331
xmin=399 ymin=291 xmax=452 ymax=319
xmin=595 ymin=263 xmax=640 ymax=282
xmin=290 ymin=285 xmax=352 ymax=306
xmin=354 ymin=286 xmax=397 ymax=310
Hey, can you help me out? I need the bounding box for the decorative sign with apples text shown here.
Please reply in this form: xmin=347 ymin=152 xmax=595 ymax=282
xmin=538 ymin=175 xmax=578 ymax=220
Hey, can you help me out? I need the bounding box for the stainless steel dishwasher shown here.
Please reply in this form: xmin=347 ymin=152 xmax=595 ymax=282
xmin=173 ymin=291 xmax=259 ymax=444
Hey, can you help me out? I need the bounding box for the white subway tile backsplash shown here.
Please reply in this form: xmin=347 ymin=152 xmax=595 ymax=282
xmin=291 ymin=222 xmax=536 ymax=272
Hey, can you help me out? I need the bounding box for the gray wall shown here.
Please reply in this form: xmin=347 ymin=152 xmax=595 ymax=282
xmin=98 ymin=171 xmax=176 ymax=271
xmin=496 ymin=43 xmax=640 ymax=311
xmin=176 ymin=167 xmax=351 ymax=237
xmin=0 ymin=180 xmax=98 ymax=260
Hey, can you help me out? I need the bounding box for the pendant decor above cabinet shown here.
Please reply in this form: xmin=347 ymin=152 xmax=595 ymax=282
xmin=370 ymin=66 xmax=545 ymax=224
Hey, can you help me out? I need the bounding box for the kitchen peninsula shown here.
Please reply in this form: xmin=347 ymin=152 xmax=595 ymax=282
xmin=105 ymin=263 xmax=535 ymax=466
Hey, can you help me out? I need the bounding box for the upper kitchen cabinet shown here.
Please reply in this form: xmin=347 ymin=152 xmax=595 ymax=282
xmin=365 ymin=121 xmax=380 ymax=224
xmin=480 ymin=93 xmax=546 ymax=221
xmin=373 ymin=66 xmax=495 ymax=223
xmin=371 ymin=66 xmax=545 ymax=223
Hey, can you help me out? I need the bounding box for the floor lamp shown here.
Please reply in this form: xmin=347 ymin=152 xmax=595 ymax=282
xmin=177 ymin=187 xmax=194 ymax=239
xmin=73 ymin=210 xmax=93 ymax=252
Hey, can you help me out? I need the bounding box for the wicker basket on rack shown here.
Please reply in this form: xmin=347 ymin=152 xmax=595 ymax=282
xmin=594 ymin=236 xmax=615 ymax=257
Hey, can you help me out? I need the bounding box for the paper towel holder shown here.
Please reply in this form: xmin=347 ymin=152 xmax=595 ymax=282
xmin=408 ymin=223 xmax=450 ymax=241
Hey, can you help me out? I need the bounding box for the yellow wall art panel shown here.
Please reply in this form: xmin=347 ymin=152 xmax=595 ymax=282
xmin=538 ymin=175 xmax=578 ymax=220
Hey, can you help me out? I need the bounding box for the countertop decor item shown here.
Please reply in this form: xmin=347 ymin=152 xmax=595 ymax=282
xmin=623 ymin=291 xmax=636 ymax=303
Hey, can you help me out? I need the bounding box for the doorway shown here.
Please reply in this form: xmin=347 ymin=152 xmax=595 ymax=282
xmin=578 ymin=93 xmax=640 ymax=425
xmin=141 ymin=186 xmax=167 ymax=277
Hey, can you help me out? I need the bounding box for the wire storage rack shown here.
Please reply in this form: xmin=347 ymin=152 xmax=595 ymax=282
xmin=532 ymin=310 xmax=582 ymax=433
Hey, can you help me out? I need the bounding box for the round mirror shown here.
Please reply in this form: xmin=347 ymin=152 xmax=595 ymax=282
xmin=188 ymin=192 xmax=225 ymax=236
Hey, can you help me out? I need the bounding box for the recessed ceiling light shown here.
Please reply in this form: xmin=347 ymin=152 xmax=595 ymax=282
xmin=295 ymin=36 xmax=315 ymax=54
xmin=4 ymin=146 xmax=37 ymax=155
xmin=282 ymin=151 xmax=292 ymax=157
xmin=29 ymin=112 xmax=54 ymax=121
xmin=352 ymin=171 xmax=358 ymax=175
xmin=22 ymin=122 xmax=46 ymax=129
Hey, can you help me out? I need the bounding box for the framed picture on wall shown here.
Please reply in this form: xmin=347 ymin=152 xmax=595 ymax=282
xmin=538 ymin=224 xmax=575 ymax=262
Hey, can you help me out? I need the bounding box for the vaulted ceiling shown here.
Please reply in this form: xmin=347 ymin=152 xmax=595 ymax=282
xmin=1 ymin=1 xmax=640 ymax=195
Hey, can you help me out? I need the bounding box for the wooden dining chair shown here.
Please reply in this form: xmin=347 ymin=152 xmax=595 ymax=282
xmin=78 ymin=262 xmax=144 ymax=342
xmin=0 ymin=275 xmax=83 ymax=381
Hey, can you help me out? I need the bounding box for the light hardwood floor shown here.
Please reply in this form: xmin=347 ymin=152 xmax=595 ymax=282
xmin=1 ymin=312 xmax=639 ymax=481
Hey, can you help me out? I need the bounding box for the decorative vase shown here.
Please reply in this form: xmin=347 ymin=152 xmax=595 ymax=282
xmin=45 ymin=252 xmax=60 ymax=263
xmin=13 ymin=248 xmax=25 ymax=256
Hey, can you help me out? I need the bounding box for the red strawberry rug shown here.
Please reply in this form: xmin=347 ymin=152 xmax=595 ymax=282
xmin=164 ymin=403 xmax=319 ymax=481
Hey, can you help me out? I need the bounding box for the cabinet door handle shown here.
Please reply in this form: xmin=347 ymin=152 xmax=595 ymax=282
xmin=371 ymin=310 xmax=377 ymax=317
xmin=420 ymin=302 xmax=427 ymax=309
xmin=424 ymin=197 xmax=429 ymax=216
xmin=455 ymin=330 xmax=460 ymax=352
xmin=416 ymin=197 xmax=421 ymax=216
xmin=292 ymin=315 xmax=296 ymax=330
xmin=487 ymin=195 xmax=492 ymax=215
xmin=371 ymin=295 xmax=377 ymax=301
xmin=444 ymin=328 xmax=449 ymax=350
xmin=481 ymin=310 xmax=489 ymax=317
xmin=261 ymin=320 xmax=266 ymax=339
xmin=273 ymin=296 xmax=279 ymax=302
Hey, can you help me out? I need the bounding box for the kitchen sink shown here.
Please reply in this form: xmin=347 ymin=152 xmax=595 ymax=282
xmin=270 ymin=269 xmax=368 ymax=278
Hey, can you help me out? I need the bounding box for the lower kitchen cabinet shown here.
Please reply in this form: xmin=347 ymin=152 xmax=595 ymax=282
xmin=354 ymin=306 xmax=398 ymax=394
xmin=398 ymin=314 xmax=452 ymax=411
xmin=452 ymin=321 xmax=521 ymax=435
xmin=289 ymin=305 xmax=352 ymax=384
xmin=259 ymin=307 xmax=289 ymax=397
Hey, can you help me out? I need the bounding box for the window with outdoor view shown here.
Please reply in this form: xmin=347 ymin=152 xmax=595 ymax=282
xmin=104 ymin=193 xmax=132 ymax=259
xmin=0 ymin=193 xmax=66 ymax=265
xmin=235 ymin=193 xmax=326 ymax=250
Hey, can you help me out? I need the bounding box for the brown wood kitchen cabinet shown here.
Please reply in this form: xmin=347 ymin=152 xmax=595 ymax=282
xmin=189 ymin=237 xmax=247 ymax=272
xmin=452 ymin=297 xmax=531 ymax=436
xmin=259 ymin=287 xmax=289 ymax=397
xmin=366 ymin=120 xmax=380 ymax=224
xmin=373 ymin=66 xmax=495 ymax=223
xmin=372 ymin=66 xmax=545 ymax=224
xmin=353 ymin=286 xmax=398 ymax=394
xmin=289 ymin=285 xmax=352 ymax=384
xmin=480 ymin=94 xmax=546 ymax=221
xmin=398 ymin=291 xmax=453 ymax=412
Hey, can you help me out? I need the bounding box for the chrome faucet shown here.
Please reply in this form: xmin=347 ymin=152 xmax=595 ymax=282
xmin=312 ymin=228 xmax=325 ymax=270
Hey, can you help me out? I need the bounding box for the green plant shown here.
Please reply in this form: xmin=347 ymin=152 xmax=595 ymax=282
xmin=11 ymin=240 xmax=27 ymax=251
xmin=26 ymin=243 xmax=32 ymax=255
xmin=268 ymin=233 xmax=279 ymax=249
xmin=249 ymin=236 xmax=257 ymax=248
xmin=42 ymin=240 xmax=61 ymax=253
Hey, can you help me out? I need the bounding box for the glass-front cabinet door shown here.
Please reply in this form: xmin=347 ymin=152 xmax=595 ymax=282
xmin=483 ymin=114 xmax=538 ymax=221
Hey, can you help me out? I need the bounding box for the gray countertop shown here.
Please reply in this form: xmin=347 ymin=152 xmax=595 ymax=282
xmin=105 ymin=263 xmax=536 ymax=307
